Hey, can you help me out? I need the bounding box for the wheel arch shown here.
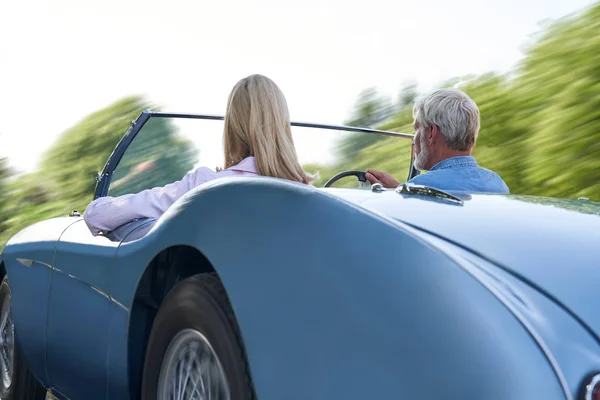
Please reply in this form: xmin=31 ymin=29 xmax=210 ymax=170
xmin=127 ymin=244 xmax=222 ymax=400
xmin=0 ymin=259 xmax=6 ymax=282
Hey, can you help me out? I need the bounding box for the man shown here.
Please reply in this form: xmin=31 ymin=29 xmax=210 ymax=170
xmin=365 ymin=88 xmax=509 ymax=194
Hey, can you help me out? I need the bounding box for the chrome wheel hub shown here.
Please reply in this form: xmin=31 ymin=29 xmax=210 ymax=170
xmin=0 ymin=292 xmax=14 ymax=395
xmin=157 ymin=329 xmax=230 ymax=400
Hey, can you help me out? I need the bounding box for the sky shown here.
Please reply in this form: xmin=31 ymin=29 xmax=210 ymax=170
xmin=0 ymin=0 xmax=596 ymax=173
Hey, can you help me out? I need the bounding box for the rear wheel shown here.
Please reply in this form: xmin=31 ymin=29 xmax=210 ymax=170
xmin=0 ymin=277 xmax=45 ymax=400
xmin=141 ymin=273 xmax=255 ymax=400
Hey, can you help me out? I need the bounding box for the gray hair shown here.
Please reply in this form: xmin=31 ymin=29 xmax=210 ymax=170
xmin=412 ymin=88 xmax=480 ymax=151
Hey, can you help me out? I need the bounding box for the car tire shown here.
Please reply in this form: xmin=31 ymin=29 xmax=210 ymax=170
xmin=140 ymin=273 xmax=255 ymax=400
xmin=0 ymin=277 xmax=46 ymax=400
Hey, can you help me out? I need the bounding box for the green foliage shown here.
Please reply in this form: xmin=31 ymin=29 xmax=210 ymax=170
xmin=2 ymin=1 xmax=600 ymax=252
xmin=39 ymin=96 xmax=150 ymax=203
xmin=0 ymin=158 xmax=10 ymax=181
xmin=309 ymin=81 xmax=417 ymax=188
xmin=344 ymin=87 xmax=395 ymax=128
xmin=108 ymin=117 xmax=198 ymax=197
xmin=309 ymin=2 xmax=600 ymax=201
xmin=0 ymin=96 xmax=196 ymax=251
xmin=0 ymin=157 xmax=11 ymax=238
xmin=336 ymin=88 xmax=394 ymax=163
xmin=514 ymin=3 xmax=600 ymax=199
xmin=334 ymin=84 xmax=417 ymax=171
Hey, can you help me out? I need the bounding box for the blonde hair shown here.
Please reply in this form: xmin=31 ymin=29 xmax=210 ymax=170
xmin=223 ymin=74 xmax=315 ymax=184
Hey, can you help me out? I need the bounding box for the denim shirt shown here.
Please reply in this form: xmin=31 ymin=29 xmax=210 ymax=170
xmin=406 ymin=156 xmax=509 ymax=194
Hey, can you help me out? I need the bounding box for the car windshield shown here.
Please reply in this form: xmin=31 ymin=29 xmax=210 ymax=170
xmin=108 ymin=114 xmax=414 ymax=198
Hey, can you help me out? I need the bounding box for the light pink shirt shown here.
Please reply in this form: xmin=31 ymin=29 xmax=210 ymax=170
xmin=83 ymin=156 xmax=258 ymax=236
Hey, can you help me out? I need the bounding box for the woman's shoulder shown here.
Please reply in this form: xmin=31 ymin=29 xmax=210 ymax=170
xmin=218 ymin=157 xmax=258 ymax=176
xmin=187 ymin=157 xmax=258 ymax=183
xmin=186 ymin=165 xmax=218 ymax=184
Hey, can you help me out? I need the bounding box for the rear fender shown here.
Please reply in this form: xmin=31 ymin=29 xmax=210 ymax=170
xmin=109 ymin=177 xmax=565 ymax=400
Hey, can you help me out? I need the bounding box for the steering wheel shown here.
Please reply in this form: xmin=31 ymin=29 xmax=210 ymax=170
xmin=323 ymin=170 xmax=370 ymax=188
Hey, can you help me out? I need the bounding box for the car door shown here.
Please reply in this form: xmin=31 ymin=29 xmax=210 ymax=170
xmin=45 ymin=219 xmax=119 ymax=399
xmin=43 ymin=113 xmax=203 ymax=398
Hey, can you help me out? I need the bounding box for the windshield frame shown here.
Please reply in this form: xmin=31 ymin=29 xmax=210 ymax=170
xmin=93 ymin=110 xmax=416 ymax=199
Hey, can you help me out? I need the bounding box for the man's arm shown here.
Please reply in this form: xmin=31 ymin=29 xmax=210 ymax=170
xmin=365 ymin=169 xmax=400 ymax=189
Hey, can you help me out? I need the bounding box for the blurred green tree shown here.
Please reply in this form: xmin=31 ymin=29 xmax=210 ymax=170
xmin=309 ymin=2 xmax=600 ymax=201
xmin=337 ymin=88 xmax=396 ymax=163
xmin=0 ymin=96 xmax=197 ymax=250
xmin=515 ymin=3 xmax=600 ymax=199
xmin=0 ymin=157 xmax=12 ymax=238
xmin=3 ymin=1 xmax=600 ymax=253
xmin=38 ymin=96 xmax=152 ymax=203
xmin=108 ymin=116 xmax=198 ymax=197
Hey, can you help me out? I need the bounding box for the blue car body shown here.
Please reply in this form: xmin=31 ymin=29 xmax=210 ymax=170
xmin=1 ymin=112 xmax=600 ymax=400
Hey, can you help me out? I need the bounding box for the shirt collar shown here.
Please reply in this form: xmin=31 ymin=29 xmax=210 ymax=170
xmin=429 ymin=155 xmax=478 ymax=171
xmin=227 ymin=156 xmax=258 ymax=174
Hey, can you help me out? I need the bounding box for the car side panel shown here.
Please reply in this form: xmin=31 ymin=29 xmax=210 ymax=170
xmin=107 ymin=178 xmax=566 ymax=400
xmin=105 ymin=301 xmax=131 ymax=400
xmin=1 ymin=217 xmax=80 ymax=389
xmin=103 ymin=219 xmax=158 ymax=400
xmin=424 ymin=233 xmax=600 ymax=397
xmin=46 ymin=219 xmax=119 ymax=399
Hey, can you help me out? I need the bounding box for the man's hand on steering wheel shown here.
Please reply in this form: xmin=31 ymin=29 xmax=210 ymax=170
xmin=365 ymin=169 xmax=400 ymax=189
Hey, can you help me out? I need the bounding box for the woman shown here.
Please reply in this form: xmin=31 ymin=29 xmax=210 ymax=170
xmin=84 ymin=74 xmax=314 ymax=236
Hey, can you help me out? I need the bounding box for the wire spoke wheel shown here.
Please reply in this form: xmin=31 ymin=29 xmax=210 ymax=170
xmin=0 ymin=284 xmax=15 ymax=397
xmin=157 ymin=329 xmax=230 ymax=400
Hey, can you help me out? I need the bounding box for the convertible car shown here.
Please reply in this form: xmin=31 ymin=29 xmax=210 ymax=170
xmin=1 ymin=111 xmax=600 ymax=400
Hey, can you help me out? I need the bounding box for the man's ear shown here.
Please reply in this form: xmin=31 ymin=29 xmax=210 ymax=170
xmin=428 ymin=124 xmax=438 ymax=146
